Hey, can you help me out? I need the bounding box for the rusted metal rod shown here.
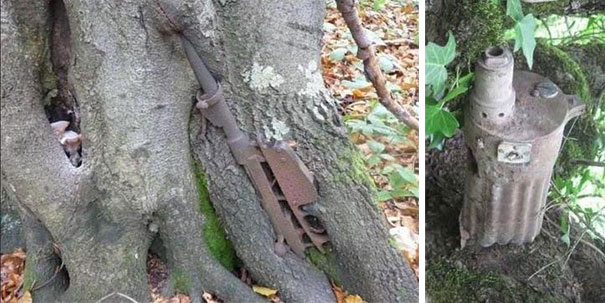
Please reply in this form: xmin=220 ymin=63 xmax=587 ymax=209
xmin=179 ymin=34 xmax=328 ymax=257
xmin=180 ymin=35 xmax=218 ymax=96
xmin=335 ymin=0 xmax=419 ymax=130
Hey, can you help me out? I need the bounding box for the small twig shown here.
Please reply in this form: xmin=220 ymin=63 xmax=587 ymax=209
xmin=570 ymin=159 xmax=605 ymax=167
xmin=335 ymin=0 xmax=419 ymax=130
xmin=563 ymin=229 xmax=587 ymax=267
xmin=95 ymin=292 xmax=140 ymax=303
xmin=544 ymin=215 xmax=605 ymax=264
xmin=384 ymin=38 xmax=415 ymax=45
xmin=579 ymin=237 xmax=605 ymax=260
xmin=527 ymin=259 xmax=559 ymax=281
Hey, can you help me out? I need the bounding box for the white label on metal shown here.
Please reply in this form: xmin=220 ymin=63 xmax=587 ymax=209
xmin=497 ymin=142 xmax=531 ymax=164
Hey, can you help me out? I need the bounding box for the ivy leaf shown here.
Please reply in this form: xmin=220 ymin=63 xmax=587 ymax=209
xmin=457 ymin=72 xmax=475 ymax=87
xmin=440 ymin=85 xmax=469 ymax=105
xmin=506 ymin=0 xmax=524 ymax=22
xmin=428 ymin=133 xmax=446 ymax=150
xmin=426 ymin=105 xmax=459 ymax=137
xmin=426 ymin=31 xmax=456 ymax=93
xmin=514 ymin=14 xmax=537 ymax=69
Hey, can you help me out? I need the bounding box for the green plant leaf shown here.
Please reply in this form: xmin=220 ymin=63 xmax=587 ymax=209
xmin=457 ymin=72 xmax=475 ymax=87
xmin=392 ymin=166 xmax=417 ymax=186
xmin=329 ymin=48 xmax=348 ymax=61
xmin=514 ymin=14 xmax=537 ymax=69
xmin=426 ymin=31 xmax=456 ymax=65
xmin=373 ymin=0 xmax=387 ymax=11
xmin=377 ymin=190 xmax=392 ymax=202
xmin=323 ymin=22 xmax=337 ymax=33
xmin=428 ymin=133 xmax=446 ymax=150
xmin=560 ymin=215 xmax=571 ymax=246
xmin=366 ymin=154 xmax=382 ymax=167
xmin=506 ymin=0 xmax=523 ymax=22
xmin=341 ymin=79 xmax=372 ymax=89
xmin=367 ymin=140 xmax=386 ymax=153
xmin=378 ymin=55 xmax=401 ymax=73
xmin=364 ymin=29 xmax=387 ymax=46
xmin=380 ymin=154 xmax=396 ymax=161
xmin=426 ymin=31 xmax=456 ymax=92
xmin=391 ymin=189 xmax=416 ymax=198
xmin=426 ymin=105 xmax=459 ymax=137
xmin=440 ymin=85 xmax=470 ymax=105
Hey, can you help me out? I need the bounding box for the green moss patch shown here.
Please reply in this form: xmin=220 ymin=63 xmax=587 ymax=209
xmin=170 ymin=267 xmax=191 ymax=294
xmin=452 ymin=0 xmax=506 ymax=65
xmin=533 ymin=42 xmax=601 ymax=177
xmin=193 ymin=163 xmax=237 ymax=271
xmin=306 ymin=246 xmax=343 ymax=286
xmin=427 ymin=258 xmax=560 ymax=303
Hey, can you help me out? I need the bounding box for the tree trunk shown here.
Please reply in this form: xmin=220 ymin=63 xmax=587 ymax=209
xmin=1 ymin=1 xmax=418 ymax=302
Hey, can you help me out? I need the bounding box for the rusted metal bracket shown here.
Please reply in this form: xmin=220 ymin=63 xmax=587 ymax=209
xmin=180 ymin=35 xmax=328 ymax=257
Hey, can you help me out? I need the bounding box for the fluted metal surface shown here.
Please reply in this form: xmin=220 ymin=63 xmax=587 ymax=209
xmin=459 ymin=50 xmax=586 ymax=247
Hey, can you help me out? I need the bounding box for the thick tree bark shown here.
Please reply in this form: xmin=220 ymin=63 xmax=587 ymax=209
xmin=1 ymin=0 xmax=418 ymax=302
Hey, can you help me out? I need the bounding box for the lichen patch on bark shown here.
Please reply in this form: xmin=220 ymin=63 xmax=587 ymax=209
xmin=263 ymin=117 xmax=291 ymax=141
xmin=242 ymin=62 xmax=285 ymax=91
xmin=298 ymin=60 xmax=324 ymax=97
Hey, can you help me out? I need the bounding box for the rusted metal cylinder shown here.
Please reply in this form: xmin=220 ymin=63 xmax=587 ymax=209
xmin=469 ymin=47 xmax=516 ymax=122
xmin=460 ymin=46 xmax=586 ymax=247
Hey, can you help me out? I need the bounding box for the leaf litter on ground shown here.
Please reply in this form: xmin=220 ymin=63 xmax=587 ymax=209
xmin=323 ymin=0 xmax=419 ymax=277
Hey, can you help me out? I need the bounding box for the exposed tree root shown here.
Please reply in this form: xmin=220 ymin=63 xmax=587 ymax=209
xmin=19 ymin=212 xmax=68 ymax=302
xmin=193 ymin=129 xmax=338 ymax=303
xmin=157 ymin=199 xmax=264 ymax=303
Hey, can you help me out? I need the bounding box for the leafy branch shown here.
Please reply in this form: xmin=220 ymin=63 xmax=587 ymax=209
xmin=506 ymin=0 xmax=538 ymax=68
xmin=425 ymin=32 xmax=473 ymax=148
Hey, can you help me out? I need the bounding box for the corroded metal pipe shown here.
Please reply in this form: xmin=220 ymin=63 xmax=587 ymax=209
xmin=460 ymin=46 xmax=586 ymax=247
xmin=179 ymin=34 xmax=328 ymax=257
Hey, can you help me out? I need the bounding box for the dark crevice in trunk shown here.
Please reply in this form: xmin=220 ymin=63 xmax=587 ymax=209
xmin=44 ymin=0 xmax=82 ymax=167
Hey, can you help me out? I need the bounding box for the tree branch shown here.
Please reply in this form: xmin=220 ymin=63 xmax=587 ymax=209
xmin=571 ymin=159 xmax=605 ymax=167
xmin=336 ymin=0 xmax=419 ymax=130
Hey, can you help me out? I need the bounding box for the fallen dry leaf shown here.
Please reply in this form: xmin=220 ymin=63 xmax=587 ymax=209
xmin=17 ymin=291 xmax=31 ymax=303
xmin=252 ymin=285 xmax=278 ymax=297
xmin=344 ymin=294 xmax=364 ymax=303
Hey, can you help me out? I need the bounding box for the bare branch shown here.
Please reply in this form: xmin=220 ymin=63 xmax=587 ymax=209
xmin=335 ymin=0 xmax=419 ymax=130
xmin=571 ymin=159 xmax=605 ymax=167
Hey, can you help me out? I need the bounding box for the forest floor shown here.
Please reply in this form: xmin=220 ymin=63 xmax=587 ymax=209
xmin=0 ymin=1 xmax=420 ymax=303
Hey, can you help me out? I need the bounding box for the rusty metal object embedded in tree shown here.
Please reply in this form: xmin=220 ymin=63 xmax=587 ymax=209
xmin=459 ymin=46 xmax=586 ymax=248
xmin=181 ymin=35 xmax=328 ymax=257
